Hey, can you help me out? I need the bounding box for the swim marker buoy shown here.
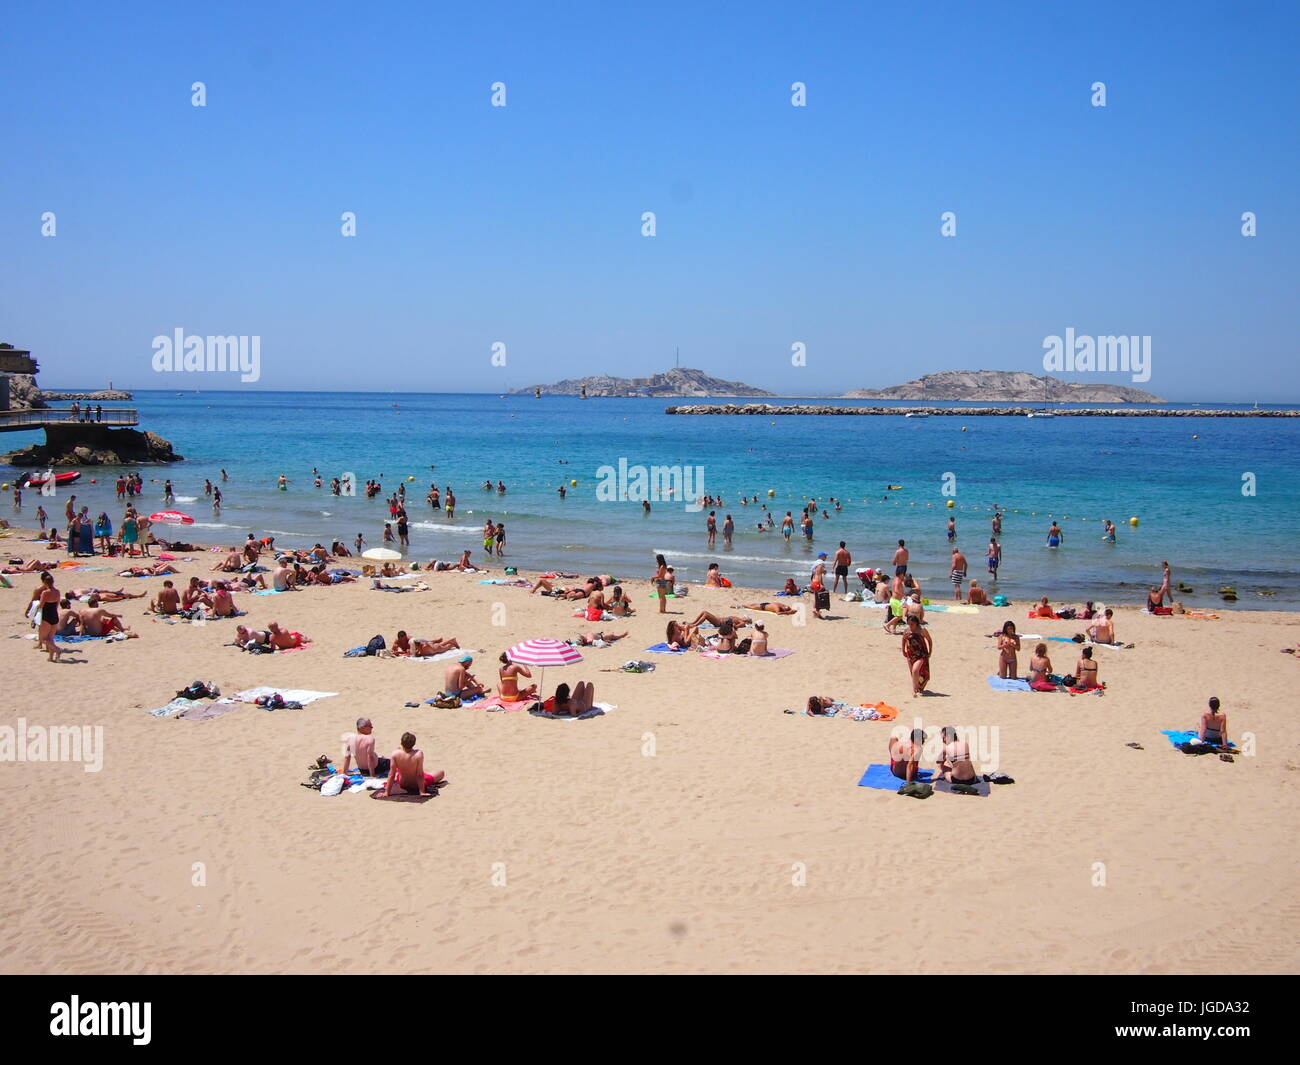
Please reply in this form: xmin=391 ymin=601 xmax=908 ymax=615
xmin=1129 ymin=516 xmax=1139 ymax=526
xmin=946 ymin=499 xmax=954 ymax=508
xmin=570 ymin=479 xmax=577 ymax=487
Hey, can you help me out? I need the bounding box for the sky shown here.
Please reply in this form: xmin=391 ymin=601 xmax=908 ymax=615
xmin=2 ymin=0 xmax=1297 ymax=400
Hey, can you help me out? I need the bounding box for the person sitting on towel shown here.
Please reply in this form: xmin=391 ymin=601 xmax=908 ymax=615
xmin=1073 ymin=647 xmax=1100 ymax=690
xmin=341 ymin=717 xmax=390 ymax=778
xmin=497 ymin=654 xmax=538 ymax=701
xmin=1200 ymin=697 xmax=1229 ymax=748
xmin=379 ymin=731 xmax=444 ymax=798
xmin=1086 ymin=608 xmax=1116 ymax=644
xmin=966 ymin=580 xmax=989 ymax=606
xmin=889 ymin=729 xmax=927 ymax=783
xmin=443 ymin=656 xmax=486 ymax=698
xmin=1033 ymin=596 xmax=1055 ymax=619
xmin=936 ymin=726 xmax=980 ymax=785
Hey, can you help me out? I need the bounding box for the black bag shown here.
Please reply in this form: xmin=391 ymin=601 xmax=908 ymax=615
xmin=364 ymin=634 xmax=386 ymax=656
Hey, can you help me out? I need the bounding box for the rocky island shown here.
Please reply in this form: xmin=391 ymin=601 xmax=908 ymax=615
xmin=842 ymin=370 xmax=1163 ymax=403
xmin=513 ymin=366 xmax=776 ymax=398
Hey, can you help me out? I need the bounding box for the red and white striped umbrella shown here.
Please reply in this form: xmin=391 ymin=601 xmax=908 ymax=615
xmin=506 ymin=638 xmax=583 ymax=667
xmin=149 ymin=510 xmax=194 ymax=525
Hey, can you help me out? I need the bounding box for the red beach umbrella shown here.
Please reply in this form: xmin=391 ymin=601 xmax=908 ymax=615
xmin=149 ymin=510 xmax=195 ymax=525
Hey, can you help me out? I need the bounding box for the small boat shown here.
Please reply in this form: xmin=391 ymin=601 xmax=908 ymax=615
xmin=1027 ymin=410 xmax=1055 ymax=418
xmin=904 ymin=411 xmax=931 ymax=418
xmin=20 ymin=471 xmax=82 ymax=488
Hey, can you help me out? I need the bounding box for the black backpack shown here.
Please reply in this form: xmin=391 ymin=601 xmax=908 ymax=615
xmin=364 ymin=634 xmax=386 ymax=656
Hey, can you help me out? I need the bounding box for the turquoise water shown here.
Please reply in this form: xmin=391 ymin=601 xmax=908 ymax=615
xmin=5 ymin=391 xmax=1299 ymax=609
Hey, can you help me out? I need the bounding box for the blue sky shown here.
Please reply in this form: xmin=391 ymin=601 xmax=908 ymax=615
xmin=3 ymin=0 xmax=1297 ymax=399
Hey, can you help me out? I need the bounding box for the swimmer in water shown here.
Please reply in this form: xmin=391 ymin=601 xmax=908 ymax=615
xmin=1046 ymin=521 xmax=1063 ymax=547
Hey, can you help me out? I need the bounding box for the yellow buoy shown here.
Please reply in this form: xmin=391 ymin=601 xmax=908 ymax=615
xmin=570 ymin=479 xmax=577 ymax=487
xmin=1192 ymin=434 xmax=1198 ymax=439
xmin=767 ymin=489 xmax=775 ymax=497
xmin=946 ymin=499 xmax=954 ymax=508
xmin=1 ymin=483 xmax=8 ymax=491
xmin=407 ymin=475 xmax=415 ymax=481
xmin=1129 ymin=516 xmax=1139 ymax=526
xmin=961 ymin=426 xmax=967 ymax=432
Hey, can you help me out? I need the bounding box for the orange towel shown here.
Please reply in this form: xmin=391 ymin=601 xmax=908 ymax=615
xmin=860 ymin=701 xmax=899 ymax=721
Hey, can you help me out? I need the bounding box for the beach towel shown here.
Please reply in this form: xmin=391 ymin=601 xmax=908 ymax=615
xmin=55 ymin=634 xmax=104 ymax=643
xmin=146 ymin=697 xmax=203 ymax=718
xmin=987 ymin=676 xmax=1032 ymax=692
xmin=529 ymin=701 xmax=615 ymax=720
xmin=1161 ymin=729 xmax=1236 ymax=750
xmin=254 ymin=588 xmax=290 ymax=595
xmin=933 ymin=778 xmax=993 ymax=797
xmin=176 ymin=699 xmax=238 ymax=722
xmin=1067 ymin=685 xmax=1105 ymax=696
xmin=1028 ymin=610 xmax=1061 ymax=620
xmin=645 ymin=642 xmax=688 ymax=654
xmin=473 ymin=694 xmax=539 ymax=712
xmin=859 ymin=600 xmax=887 ymax=609
xmin=1047 ymin=636 xmax=1079 ymax=644
xmin=232 ymin=687 xmax=338 ymax=706
xmin=858 ymin=764 xmax=933 ymax=790
xmin=699 ymin=648 xmax=795 ymax=660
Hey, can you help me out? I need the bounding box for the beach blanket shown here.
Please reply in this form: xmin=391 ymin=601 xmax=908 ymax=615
xmin=858 ymin=764 xmax=933 ymax=790
xmin=987 ymin=676 xmax=1032 ymax=692
xmin=1047 ymin=636 xmax=1080 ymax=644
xmin=232 ymin=687 xmax=338 ymax=706
xmin=254 ymin=588 xmax=291 ymax=595
xmin=55 ymin=634 xmax=103 ymax=643
xmin=933 ymin=778 xmax=993 ymax=797
xmin=399 ymin=648 xmax=481 ymax=663
xmin=859 ymin=600 xmax=888 ymax=609
xmin=146 ymin=697 xmax=202 ymax=718
xmin=1161 ymin=729 xmax=1237 ymax=750
xmin=473 ymin=695 xmax=538 ymax=712
xmin=1067 ymin=685 xmax=1105 ymax=696
xmin=699 ymin=648 xmax=795 ymax=660
xmin=645 ymin=642 xmax=688 ymax=654
xmin=529 ymin=701 xmax=615 ymax=721
xmin=176 ymin=699 xmax=238 ymax=722
xmin=797 ymin=701 xmax=898 ymax=721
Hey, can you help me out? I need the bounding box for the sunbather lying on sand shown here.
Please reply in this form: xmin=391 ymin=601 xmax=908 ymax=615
xmin=666 ymin=620 xmax=706 ymax=650
xmin=391 ymin=630 xmax=461 ymax=657
xmin=734 ymin=600 xmax=797 ymax=615
xmin=686 ymin=610 xmax=750 ymax=629
xmin=66 ymin=587 xmax=145 ymax=602
xmin=235 ymin=624 xmax=270 ymax=649
xmin=571 ymin=630 xmax=629 ymax=646
xmin=547 ymin=681 xmax=596 ymax=717
xmin=121 ymin=562 xmax=178 ymax=577
xmin=2 ymin=559 xmax=54 ymax=573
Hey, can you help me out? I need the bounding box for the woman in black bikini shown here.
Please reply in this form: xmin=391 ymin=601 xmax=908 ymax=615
xmin=1200 ymin=696 xmax=1229 ymax=747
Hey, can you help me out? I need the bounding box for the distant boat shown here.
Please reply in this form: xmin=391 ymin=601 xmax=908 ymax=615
xmin=904 ymin=411 xmax=931 ymax=418
xmin=580 ymin=384 xmax=588 ymax=400
xmin=534 ymin=386 xmax=541 ymax=398
xmin=20 ymin=471 xmax=82 ymax=488
xmin=1027 ymin=410 xmax=1055 ymax=418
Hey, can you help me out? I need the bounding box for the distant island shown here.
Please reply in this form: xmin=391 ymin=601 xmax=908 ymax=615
xmin=842 ymin=370 xmax=1163 ymax=403
xmin=513 ymin=367 xmax=776 ymax=398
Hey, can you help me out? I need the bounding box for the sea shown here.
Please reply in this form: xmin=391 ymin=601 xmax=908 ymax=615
xmin=5 ymin=391 xmax=1300 ymax=610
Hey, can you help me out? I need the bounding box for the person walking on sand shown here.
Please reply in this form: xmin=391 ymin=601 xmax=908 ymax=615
xmin=901 ymin=614 xmax=932 ymax=696
xmin=949 ymin=546 xmax=968 ymax=601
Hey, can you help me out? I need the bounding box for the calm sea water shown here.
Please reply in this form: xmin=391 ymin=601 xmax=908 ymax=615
xmin=5 ymin=391 xmax=1300 ymax=609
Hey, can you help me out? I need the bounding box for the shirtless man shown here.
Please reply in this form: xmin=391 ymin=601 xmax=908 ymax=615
xmin=571 ymin=630 xmax=629 ymax=647
xmin=443 ymin=656 xmax=486 ymax=699
xmin=893 ymin=540 xmax=909 ymax=577
xmin=150 ymin=580 xmax=181 ymax=615
xmin=411 ymin=635 xmax=460 ymax=657
xmin=380 ymin=732 xmax=444 ymax=798
xmin=949 ymin=546 xmax=968 ymax=601
xmin=212 ymin=550 xmax=242 ymax=573
xmin=987 ymin=537 xmax=1001 ymax=579
xmin=211 ymin=586 xmax=238 ymax=617
xmin=1086 ymin=608 xmax=1116 ymax=644
xmin=267 ymin=621 xmax=304 ymax=649
xmin=735 ymin=600 xmax=798 ymax=615
xmin=966 ymin=579 xmax=989 ymax=605
xmin=340 ymin=718 xmax=390 ymax=777
xmin=78 ymin=596 xmax=131 ymax=636
xmin=706 ymin=511 xmax=717 ymax=547
xmin=1046 ymin=521 xmax=1064 ymax=547
xmin=271 ymin=561 xmax=297 ymax=591
xmin=888 ymin=728 xmax=927 ymax=783
xmin=832 ymin=541 xmax=852 ymax=594
xmin=936 ymin=726 xmax=979 ymax=784
xmin=182 ymin=577 xmax=213 ymax=611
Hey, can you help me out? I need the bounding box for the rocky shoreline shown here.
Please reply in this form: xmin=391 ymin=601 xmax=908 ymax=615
xmin=3 ymin=425 xmax=182 ymax=466
xmin=665 ymin=404 xmax=1299 ymax=417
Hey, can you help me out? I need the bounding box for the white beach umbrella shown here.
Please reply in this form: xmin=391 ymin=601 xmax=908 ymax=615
xmin=362 ymin=548 xmax=402 ymax=562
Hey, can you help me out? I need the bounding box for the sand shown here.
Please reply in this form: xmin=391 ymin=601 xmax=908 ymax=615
xmin=1 ymin=531 xmax=1298 ymax=974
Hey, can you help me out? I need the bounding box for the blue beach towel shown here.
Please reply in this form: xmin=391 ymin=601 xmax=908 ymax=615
xmin=1161 ymin=729 xmax=1236 ymax=750
xmin=55 ymin=634 xmax=104 ymax=643
xmin=645 ymin=643 xmax=688 ymax=654
xmin=858 ymin=764 xmax=933 ymax=790
xmin=987 ymin=676 xmax=1032 ymax=691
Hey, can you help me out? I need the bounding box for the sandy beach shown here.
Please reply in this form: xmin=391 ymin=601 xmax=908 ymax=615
xmin=2 ymin=529 xmax=1297 ymax=975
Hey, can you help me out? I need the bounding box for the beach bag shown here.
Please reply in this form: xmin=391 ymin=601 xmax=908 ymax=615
xmin=719 ymin=577 xmax=732 ymax=587
xmin=364 ymin=634 xmax=386 ymax=656
xmin=992 ymin=594 xmax=1008 ymax=607
xmin=734 ymin=637 xmax=753 ymax=655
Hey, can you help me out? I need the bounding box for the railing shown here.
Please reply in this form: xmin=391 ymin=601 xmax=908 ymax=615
xmin=0 ymin=407 xmax=139 ymax=428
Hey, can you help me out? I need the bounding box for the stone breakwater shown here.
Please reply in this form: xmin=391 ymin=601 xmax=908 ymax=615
xmin=665 ymin=404 xmax=1300 ymax=417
